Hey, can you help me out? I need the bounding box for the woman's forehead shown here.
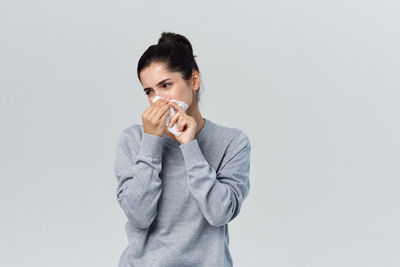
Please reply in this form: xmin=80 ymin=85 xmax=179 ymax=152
xmin=141 ymin=64 xmax=182 ymax=85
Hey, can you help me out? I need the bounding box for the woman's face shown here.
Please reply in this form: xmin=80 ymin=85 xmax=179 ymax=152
xmin=140 ymin=62 xmax=195 ymax=107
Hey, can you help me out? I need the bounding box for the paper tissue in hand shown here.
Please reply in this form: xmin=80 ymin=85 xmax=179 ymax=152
xmin=152 ymin=95 xmax=189 ymax=136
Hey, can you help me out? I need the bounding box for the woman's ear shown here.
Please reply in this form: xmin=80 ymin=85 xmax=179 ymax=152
xmin=192 ymin=71 xmax=200 ymax=91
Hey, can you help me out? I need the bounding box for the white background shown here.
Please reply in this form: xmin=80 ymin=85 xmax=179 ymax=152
xmin=1 ymin=0 xmax=399 ymax=266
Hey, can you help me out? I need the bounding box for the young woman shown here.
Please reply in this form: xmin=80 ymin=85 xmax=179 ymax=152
xmin=114 ymin=32 xmax=251 ymax=267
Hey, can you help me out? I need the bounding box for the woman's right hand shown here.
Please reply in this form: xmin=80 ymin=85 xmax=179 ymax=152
xmin=142 ymin=97 xmax=171 ymax=137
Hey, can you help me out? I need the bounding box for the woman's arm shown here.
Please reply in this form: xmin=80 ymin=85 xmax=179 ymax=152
xmin=114 ymin=129 xmax=163 ymax=229
xmin=179 ymin=131 xmax=251 ymax=227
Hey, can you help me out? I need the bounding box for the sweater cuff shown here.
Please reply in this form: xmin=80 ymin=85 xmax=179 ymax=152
xmin=179 ymin=139 xmax=206 ymax=167
xmin=138 ymin=133 xmax=164 ymax=161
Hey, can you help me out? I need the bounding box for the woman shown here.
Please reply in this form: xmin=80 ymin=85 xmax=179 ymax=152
xmin=114 ymin=32 xmax=251 ymax=267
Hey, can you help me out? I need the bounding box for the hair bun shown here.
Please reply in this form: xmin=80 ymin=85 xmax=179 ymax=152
xmin=158 ymin=31 xmax=194 ymax=55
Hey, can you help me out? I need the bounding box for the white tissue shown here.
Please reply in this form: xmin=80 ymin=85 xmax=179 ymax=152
xmin=152 ymin=95 xmax=189 ymax=136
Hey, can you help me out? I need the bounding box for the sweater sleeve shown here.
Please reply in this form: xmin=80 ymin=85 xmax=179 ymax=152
xmin=179 ymin=131 xmax=251 ymax=227
xmin=113 ymin=129 xmax=163 ymax=229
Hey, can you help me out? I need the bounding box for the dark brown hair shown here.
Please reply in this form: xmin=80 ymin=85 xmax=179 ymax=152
xmin=137 ymin=32 xmax=201 ymax=103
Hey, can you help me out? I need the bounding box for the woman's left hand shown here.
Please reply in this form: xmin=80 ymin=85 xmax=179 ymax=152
xmin=167 ymin=100 xmax=197 ymax=145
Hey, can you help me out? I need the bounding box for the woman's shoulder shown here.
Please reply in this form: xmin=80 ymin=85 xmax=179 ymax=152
xmin=117 ymin=123 xmax=144 ymax=149
xmin=206 ymin=119 xmax=251 ymax=151
xmin=122 ymin=123 xmax=144 ymax=137
xmin=205 ymin=119 xmax=251 ymax=172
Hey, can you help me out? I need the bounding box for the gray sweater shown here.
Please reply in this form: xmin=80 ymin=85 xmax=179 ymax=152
xmin=113 ymin=117 xmax=251 ymax=267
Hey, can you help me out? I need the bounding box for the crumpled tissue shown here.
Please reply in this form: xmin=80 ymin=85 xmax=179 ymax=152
xmin=152 ymin=95 xmax=189 ymax=136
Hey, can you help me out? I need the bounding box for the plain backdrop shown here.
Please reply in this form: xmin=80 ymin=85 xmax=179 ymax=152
xmin=1 ymin=0 xmax=399 ymax=266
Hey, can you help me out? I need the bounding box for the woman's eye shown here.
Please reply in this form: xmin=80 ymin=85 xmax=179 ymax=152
xmin=144 ymin=83 xmax=170 ymax=96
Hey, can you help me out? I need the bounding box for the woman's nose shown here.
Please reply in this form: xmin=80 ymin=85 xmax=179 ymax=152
xmin=152 ymin=95 xmax=171 ymax=103
xmin=156 ymin=95 xmax=170 ymax=101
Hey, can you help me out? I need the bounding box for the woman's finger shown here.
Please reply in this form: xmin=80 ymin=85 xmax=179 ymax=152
xmin=177 ymin=115 xmax=187 ymax=131
xmin=168 ymin=110 xmax=181 ymax=127
xmin=169 ymin=100 xmax=185 ymax=113
xmin=150 ymin=97 xmax=167 ymax=113
xmin=155 ymin=101 xmax=170 ymax=121
xmin=161 ymin=107 xmax=170 ymax=122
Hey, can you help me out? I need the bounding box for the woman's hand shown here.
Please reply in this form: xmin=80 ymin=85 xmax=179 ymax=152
xmin=142 ymin=98 xmax=170 ymax=137
xmin=168 ymin=100 xmax=197 ymax=144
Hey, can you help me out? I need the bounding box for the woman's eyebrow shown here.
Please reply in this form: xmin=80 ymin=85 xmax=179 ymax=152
xmin=143 ymin=78 xmax=172 ymax=91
